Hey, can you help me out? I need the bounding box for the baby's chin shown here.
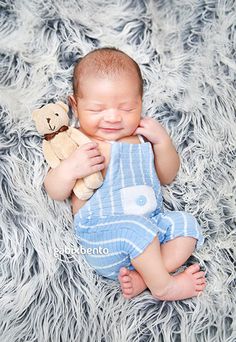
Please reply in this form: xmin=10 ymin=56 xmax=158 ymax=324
xmin=79 ymin=127 xmax=139 ymax=142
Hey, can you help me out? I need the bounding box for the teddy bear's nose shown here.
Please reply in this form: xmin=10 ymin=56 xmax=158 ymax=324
xmin=47 ymin=118 xmax=51 ymax=123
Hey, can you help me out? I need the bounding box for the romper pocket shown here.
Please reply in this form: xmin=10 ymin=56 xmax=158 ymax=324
xmin=120 ymin=185 xmax=157 ymax=216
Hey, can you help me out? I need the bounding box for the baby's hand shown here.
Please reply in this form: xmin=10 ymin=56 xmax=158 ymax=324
xmin=64 ymin=142 xmax=105 ymax=181
xmin=134 ymin=117 xmax=170 ymax=145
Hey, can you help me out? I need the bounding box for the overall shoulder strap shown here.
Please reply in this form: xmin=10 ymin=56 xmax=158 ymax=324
xmin=137 ymin=134 xmax=145 ymax=143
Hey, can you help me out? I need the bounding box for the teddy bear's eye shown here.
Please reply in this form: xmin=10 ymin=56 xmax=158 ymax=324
xmin=55 ymin=113 xmax=59 ymax=116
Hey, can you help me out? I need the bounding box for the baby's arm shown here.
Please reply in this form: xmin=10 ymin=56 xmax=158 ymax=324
xmin=44 ymin=142 xmax=105 ymax=201
xmin=134 ymin=117 xmax=180 ymax=184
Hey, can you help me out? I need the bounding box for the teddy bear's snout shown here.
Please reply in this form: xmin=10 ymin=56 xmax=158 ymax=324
xmin=46 ymin=117 xmax=56 ymax=131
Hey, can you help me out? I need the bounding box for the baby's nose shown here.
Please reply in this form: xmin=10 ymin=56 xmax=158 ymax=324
xmin=104 ymin=109 xmax=121 ymax=122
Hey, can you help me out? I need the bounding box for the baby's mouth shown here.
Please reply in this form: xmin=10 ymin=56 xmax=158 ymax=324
xmin=100 ymin=127 xmax=122 ymax=132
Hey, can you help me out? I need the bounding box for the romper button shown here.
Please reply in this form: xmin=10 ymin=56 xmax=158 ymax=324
xmin=136 ymin=195 xmax=147 ymax=206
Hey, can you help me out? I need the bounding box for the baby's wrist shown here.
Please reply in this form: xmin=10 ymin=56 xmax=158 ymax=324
xmin=153 ymin=137 xmax=172 ymax=148
xmin=60 ymin=159 xmax=77 ymax=183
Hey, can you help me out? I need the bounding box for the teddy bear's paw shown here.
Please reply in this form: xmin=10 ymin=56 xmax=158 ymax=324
xmin=84 ymin=172 xmax=103 ymax=190
xmin=73 ymin=179 xmax=94 ymax=200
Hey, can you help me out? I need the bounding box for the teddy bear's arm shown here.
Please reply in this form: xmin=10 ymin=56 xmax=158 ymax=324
xmin=68 ymin=127 xmax=91 ymax=146
xmin=42 ymin=140 xmax=61 ymax=168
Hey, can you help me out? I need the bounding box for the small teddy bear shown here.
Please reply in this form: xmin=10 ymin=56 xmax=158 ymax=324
xmin=32 ymin=101 xmax=103 ymax=200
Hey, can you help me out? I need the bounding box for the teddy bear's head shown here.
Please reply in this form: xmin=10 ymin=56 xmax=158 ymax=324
xmin=32 ymin=101 xmax=69 ymax=135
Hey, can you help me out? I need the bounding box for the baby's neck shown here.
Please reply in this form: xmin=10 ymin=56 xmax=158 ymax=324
xmin=93 ymin=135 xmax=141 ymax=145
xmin=76 ymin=128 xmax=141 ymax=145
xmin=104 ymin=140 xmax=115 ymax=144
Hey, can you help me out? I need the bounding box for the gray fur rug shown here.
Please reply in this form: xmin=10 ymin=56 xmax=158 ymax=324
xmin=0 ymin=0 xmax=235 ymax=341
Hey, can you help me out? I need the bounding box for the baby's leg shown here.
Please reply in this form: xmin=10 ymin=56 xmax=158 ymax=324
xmin=160 ymin=236 xmax=197 ymax=272
xmin=119 ymin=211 xmax=205 ymax=299
xmin=116 ymin=211 xmax=205 ymax=299
xmin=119 ymin=237 xmax=199 ymax=298
xmin=131 ymin=236 xmax=206 ymax=301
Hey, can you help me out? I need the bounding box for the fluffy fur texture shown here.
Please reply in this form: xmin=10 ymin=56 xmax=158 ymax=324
xmin=0 ymin=0 xmax=235 ymax=341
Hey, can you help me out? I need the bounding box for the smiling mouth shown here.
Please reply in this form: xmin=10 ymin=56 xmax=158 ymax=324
xmin=100 ymin=128 xmax=122 ymax=132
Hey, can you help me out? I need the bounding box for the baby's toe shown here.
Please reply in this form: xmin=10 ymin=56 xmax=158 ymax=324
xmin=119 ymin=267 xmax=129 ymax=276
xmin=186 ymin=264 xmax=200 ymax=275
xmin=196 ymin=283 xmax=206 ymax=292
xmin=121 ymin=275 xmax=131 ymax=283
xmin=194 ymin=271 xmax=205 ymax=280
xmin=118 ymin=267 xmax=130 ymax=282
xmin=196 ymin=278 xmax=206 ymax=285
xmin=123 ymin=288 xmax=133 ymax=296
xmin=123 ymin=282 xmax=132 ymax=289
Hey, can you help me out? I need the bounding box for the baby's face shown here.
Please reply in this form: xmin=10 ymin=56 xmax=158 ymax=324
xmin=72 ymin=72 xmax=142 ymax=141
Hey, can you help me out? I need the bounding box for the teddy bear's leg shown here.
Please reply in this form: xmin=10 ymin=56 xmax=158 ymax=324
xmin=73 ymin=178 xmax=94 ymax=200
xmin=83 ymin=172 xmax=103 ymax=190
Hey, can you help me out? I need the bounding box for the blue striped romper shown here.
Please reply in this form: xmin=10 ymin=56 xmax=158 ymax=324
xmin=74 ymin=136 xmax=204 ymax=280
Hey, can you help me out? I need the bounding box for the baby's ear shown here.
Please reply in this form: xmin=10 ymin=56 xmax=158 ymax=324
xmin=56 ymin=101 xmax=69 ymax=112
xmin=68 ymin=95 xmax=77 ymax=112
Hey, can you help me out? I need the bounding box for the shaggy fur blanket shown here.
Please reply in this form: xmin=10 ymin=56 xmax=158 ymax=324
xmin=0 ymin=0 xmax=235 ymax=341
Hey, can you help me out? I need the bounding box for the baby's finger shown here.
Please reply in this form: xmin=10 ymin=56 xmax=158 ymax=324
xmin=139 ymin=117 xmax=150 ymax=126
xmin=90 ymin=155 xmax=105 ymax=166
xmin=87 ymin=148 xmax=102 ymax=158
xmin=90 ymin=163 xmax=105 ymax=173
xmin=133 ymin=127 xmax=146 ymax=136
xmin=78 ymin=142 xmax=98 ymax=151
xmin=138 ymin=120 xmax=146 ymax=128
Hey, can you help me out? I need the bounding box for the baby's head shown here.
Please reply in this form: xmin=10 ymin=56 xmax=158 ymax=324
xmin=69 ymin=47 xmax=143 ymax=141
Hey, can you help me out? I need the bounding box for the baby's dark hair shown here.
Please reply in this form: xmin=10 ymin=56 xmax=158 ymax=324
xmin=72 ymin=47 xmax=143 ymax=97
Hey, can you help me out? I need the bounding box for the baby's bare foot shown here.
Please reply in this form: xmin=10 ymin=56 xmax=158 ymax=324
xmin=155 ymin=264 xmax=206 ymax=301
xmin=118 ymin=267 xmax=147 ymax=299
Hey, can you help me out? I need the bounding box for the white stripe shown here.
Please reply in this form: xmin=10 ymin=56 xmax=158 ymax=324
xmin=79 ymin=236 xmax=143 ymax=253
xmin=162 ymin=215 xmax=176 ymax=239
xmin=94 ymin=256 xmax=129 ymax=270
xmin=120 ymin=152 xmax=125 ymax=188
xmin=98 ymin=191 xmax=103 ymax=217
xmin=88 ymin=201 xmax=92 ymax=218
xmin=156 ymin=226 xmax=166 ymax=234
xmin=78 ymin=218 xmax=156 ymax=236
xmin=129 ymin=145 xmax=136 ymax=184
xmin=139 ymin=144 xmax=146 ymax=185
xmin=149 ymin=145 xmax=154 ymax=186
xmin=180 ymin=212 xmax=188 ymax=236
xmin=88 ymin=250 xmax=127 ymax=258
xmin=109 ymin=145 xmax=115 ymax=215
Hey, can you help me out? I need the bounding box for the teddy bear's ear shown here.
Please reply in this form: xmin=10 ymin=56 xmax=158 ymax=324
xmin=56 ymin=101 xmax=69 ymax=112
xmin=32 ymin=109 xmax=40 ymax=121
